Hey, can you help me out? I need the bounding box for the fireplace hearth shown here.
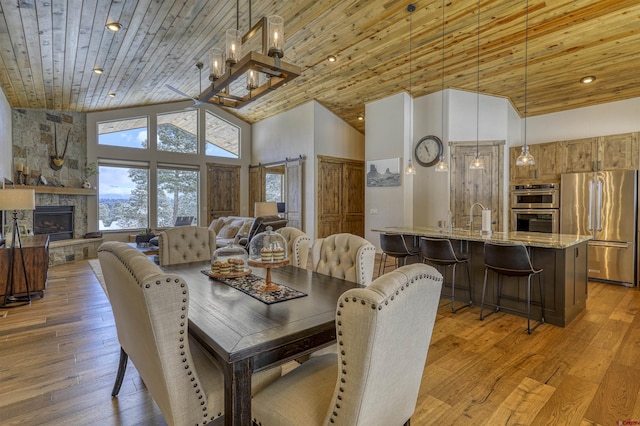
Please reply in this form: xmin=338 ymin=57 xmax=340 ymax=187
xmin=33 ymin=206 xmax=74 ymax=241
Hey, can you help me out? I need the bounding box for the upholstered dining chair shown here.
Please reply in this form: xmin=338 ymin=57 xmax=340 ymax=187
xmin=98 ymin=241 xmax=279 ymax=426
xmin=275 ymin=227 xmax=311 ymax=268
xmin=157 ymin=226 xmax=216 ymax=266
xmin=311 ymin=233 xmax=376 ymax=287
xmin=251 ymin=263 xmax=443 ymax=426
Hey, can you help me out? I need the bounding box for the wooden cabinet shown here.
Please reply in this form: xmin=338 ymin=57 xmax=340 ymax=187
xmin=510 ymin=132 xmax=639 ymax=183
xmin=509 ymin=141 xmax=560 ymax=183
xmin=0 ymin=235 xmax=49 ymax=298
xmin=558 ymin=132 xmax=638 ymax=173
xmin=207 ymin=163 xmax=240 ymax=222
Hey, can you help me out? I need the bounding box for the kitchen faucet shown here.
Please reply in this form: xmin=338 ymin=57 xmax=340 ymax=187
xmin=469 ymin=202 xmax=487 ymax=233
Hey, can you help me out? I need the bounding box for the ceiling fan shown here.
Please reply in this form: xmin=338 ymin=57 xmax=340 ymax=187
xmin=165 ymin=62 xmax=206 ymax=109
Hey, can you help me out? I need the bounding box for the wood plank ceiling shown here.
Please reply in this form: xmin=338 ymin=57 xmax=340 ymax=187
xmin=0 ymin=0 xmax=639 ymax=133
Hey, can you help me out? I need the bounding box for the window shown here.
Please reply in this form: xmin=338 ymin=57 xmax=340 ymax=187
xmin=205 ymin=110 xmax=239 ymax=158
xmin=157 ymin=165 xmax=199 ymax=228
xmin=265 ymin=172 xmax=284 ymax=202
xmin=157 ymin=110 xmax=198 ymax=154
xmin=98 ymin=117 xmax=148 ymax=149
xmin=98 ymin=163 xmax=149 ymax=230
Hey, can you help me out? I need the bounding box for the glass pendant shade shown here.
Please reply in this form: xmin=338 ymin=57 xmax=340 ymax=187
xmin=434 ymin=156 xmax=449 ymax=172
xmin=209 ymin=47 xmax=225 ymax=80
xmin=405 ymin=159 xmax=416 ymax=175
xmin=267 ymin=15 xmax=285 ymax=58
xmin=469 ymin=156 xmax=485 ymax=170
xmin=516 ymin=144 xmax=536 ymax=166
xmin=246 ymin=70 xmax=258 ymax=90
xmin=226 ymin=29 xmax=242 ymax=65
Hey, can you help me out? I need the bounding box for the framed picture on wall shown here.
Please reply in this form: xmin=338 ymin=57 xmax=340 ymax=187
xmin=366 ymin=157 xmax=401 ymax=187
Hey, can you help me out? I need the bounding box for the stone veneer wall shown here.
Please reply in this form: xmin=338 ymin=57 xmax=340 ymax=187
xmin=11 ymin=109 xmax=89 ymax=239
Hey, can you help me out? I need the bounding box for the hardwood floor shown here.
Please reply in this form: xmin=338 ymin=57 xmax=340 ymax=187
xmin=1 ymin=258 xmax=640 ymax=425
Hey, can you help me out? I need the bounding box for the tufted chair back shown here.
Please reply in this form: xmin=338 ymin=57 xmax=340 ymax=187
xmin=158 ymin=226 xmax=216 ymax=266
xmin=98 ymin=241 xmax=225 ymax=425
xmin=275 ymin=227 xmax=311 ymax=268
xmin=251 ymin=263 xmax=444 ymax=425
xmin=311 ymin=233 xmax=376 ymax=286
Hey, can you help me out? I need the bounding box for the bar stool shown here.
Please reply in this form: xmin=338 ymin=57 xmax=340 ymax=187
xmin=480 ymin=242 xmax=544 ymax=334
xmin=378 ymin=233 xmax=420 ymax=276
xmin=420 ymin=237 xmax=472 ymax=313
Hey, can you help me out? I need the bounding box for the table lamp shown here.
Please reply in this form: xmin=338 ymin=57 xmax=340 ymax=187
xmin=254 ymin=202 xmax=278 ymax=217
xmin=0 ymin=188 xmax=36 ymax=307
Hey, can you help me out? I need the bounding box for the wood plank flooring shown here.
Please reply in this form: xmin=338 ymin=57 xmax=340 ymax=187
xmin=1 ymin=258 xmax=640 ymax=425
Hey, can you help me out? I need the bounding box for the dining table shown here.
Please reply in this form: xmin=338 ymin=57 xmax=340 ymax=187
xmin=161 ymin=261 xmax=358 ymax=426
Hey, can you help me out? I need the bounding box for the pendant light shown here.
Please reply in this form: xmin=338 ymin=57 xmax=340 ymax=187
xmin=434 ymin=0 xmax=449 ymax=172
xmin=516 ymin=0 xmax=535 ymax=166
xmin=469 ymin=0 xmax=485 ymax=170
xmin=404 ymin=4 xmax=417 ymax=175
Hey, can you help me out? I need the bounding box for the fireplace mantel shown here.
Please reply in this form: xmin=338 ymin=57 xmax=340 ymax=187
xmin=6 ymin=185 xmax=96 ymax=195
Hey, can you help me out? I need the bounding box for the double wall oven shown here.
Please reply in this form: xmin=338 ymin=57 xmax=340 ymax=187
xmin=511 ymin=183 xmax=559 ymax=234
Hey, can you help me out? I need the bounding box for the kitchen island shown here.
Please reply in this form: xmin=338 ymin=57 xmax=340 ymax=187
xmin=373 ymin=226 xmax=592 ymax=327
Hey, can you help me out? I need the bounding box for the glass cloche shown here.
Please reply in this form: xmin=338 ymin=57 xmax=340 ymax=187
xmin=248 ymin=226 xmax=288 ymax=263
xmin=211 ymin=242 xmax=249 ymax=275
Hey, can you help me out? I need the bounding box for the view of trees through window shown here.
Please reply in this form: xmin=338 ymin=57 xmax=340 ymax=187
xmin=205 ymin=111 xmax=239 ymax=158
xmin=265 ymin=172 xmax=284 ymax=202
xmin=158 ymin=111 xmax=198 ymax=153
xmin=98 ymin=165 xmax=149 ymax=230
xmin=157 ymin=168 xmax=198 ymax=227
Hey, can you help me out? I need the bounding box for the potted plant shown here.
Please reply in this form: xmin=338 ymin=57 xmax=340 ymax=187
xmin=83 ymin=162 xmax=99 ymax=189
xmin=135 ymin=228 xmax=155 ymax=245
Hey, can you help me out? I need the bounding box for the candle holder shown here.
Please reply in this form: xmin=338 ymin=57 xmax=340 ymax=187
xmin=16 ymin=170 xmax=23 ymax=185
xmin=22 ymin=173 xmax=29 ymax=186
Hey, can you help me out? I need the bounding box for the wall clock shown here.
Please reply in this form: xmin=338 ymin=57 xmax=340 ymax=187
xmin=414 ymin=135 xmax=443 ymax=167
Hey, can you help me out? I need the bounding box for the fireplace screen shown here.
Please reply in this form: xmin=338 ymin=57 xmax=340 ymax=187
xmin=33 ymin=206 xmax=74 ymax=241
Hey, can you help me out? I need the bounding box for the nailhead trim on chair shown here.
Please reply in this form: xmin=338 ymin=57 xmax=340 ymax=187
xmin=97 ymin=243 xmax=213 ymax=424
xmin=327 ymin=271 xmax=442 ymax=424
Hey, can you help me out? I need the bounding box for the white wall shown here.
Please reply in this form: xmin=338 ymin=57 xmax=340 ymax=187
xmin=364 ymin=92 xmax=411 ymax=249
xmin=526 ymin=97 xmax=640 ymax=144
xmin=0 ymin=87 xmax=11 ymax=186
xmin=252 ymin=102 xmax=315 ymax=237
xmin=252 ymin=100 xmax=364 ymax=240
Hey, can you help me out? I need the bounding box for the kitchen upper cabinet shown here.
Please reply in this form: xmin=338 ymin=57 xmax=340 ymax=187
xmin=559 ymin=132 xmax=638 ymax=173
xmin=509 ymin=141 xmax=560 ymax=183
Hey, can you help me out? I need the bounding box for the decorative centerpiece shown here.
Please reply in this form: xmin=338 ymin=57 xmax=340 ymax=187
xmin=135 ymin=228 xmax=155 ymax=246
xmin=247 ymin=226 xmax=288 ymax=291
xmin=209 ymin=242 xmax=250 ymax=278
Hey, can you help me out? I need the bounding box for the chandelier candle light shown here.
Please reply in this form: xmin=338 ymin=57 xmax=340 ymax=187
xmin=199 ymin=13 xmax=300 ymax=109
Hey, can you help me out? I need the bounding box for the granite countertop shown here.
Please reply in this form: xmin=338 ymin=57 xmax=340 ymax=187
xmin=372 ymin=226 xmax=592 ymax=249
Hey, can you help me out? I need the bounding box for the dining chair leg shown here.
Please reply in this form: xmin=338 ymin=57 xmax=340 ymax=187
xmin=466 ymin=261 xmax=473 ymax=305
xmin=111 ymin=346 xmax=129 ymax=397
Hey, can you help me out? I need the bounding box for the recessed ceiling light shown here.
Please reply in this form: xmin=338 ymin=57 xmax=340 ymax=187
xmin=106 ymin=22 xmax=122 ymax=32
xmin=580 ymin=75 xmax=596 ymax=84
xmin=357 ymin=114 xmax=364 ymax=121
xmin=93 ymin=68 xmax=103 ymax=74
xmin=327 ymin=55 xmax=337 ymax=62
xmin=108 ymin=92 xmax=116 ymax=98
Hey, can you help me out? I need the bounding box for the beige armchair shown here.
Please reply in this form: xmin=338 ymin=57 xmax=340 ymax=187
xmin=311 ymin=233 xmax=376 ymax=286
xmin=157 ymin=226 xmax=216 ymax=266
xmin=98 ymin=241 xmax=279 ymax=426
xmin=275 ymin=227 xmax=311 ymax=268
xmin=251 ymin=263 xmax=443 ymax=425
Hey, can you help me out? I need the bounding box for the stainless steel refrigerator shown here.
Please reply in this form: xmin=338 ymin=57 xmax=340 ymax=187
xmin=561 ymin=170 xmax=637 ymax=286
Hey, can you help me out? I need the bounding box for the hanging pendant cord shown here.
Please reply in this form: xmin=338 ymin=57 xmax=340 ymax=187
xmin=236 ymin=0 xmax=239 ymax=31
xmin=441 ymin=0 xmax=445 ymax=143
xmin=524 ymin=0 xmax=529 ymax=149
xmin=476 ymin=0 xmax=480 ymax=156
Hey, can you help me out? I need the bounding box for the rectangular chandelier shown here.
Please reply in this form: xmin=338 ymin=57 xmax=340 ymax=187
xmin=199 ymin=16 xmax=301 ymax=109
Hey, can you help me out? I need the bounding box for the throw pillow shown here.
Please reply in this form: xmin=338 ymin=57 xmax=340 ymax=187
xmin=209 ymin=218 xmax=225 ymax=233
xmin=217 ymin=225 xmax=240 ymax=239
xmin=238 ymin=220 xmax=253 ymax=236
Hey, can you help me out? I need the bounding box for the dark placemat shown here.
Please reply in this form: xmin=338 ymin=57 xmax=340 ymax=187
xmin=201 ymin=271 xmax=307 ymax=304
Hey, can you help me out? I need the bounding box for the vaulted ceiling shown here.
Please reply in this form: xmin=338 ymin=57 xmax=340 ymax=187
xmin=1 ymin=0 xmax=639 ymax=133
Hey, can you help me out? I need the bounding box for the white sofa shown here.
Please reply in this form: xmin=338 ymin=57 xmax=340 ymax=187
xmin=208 ymin=216 xmax=255 ymax=247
